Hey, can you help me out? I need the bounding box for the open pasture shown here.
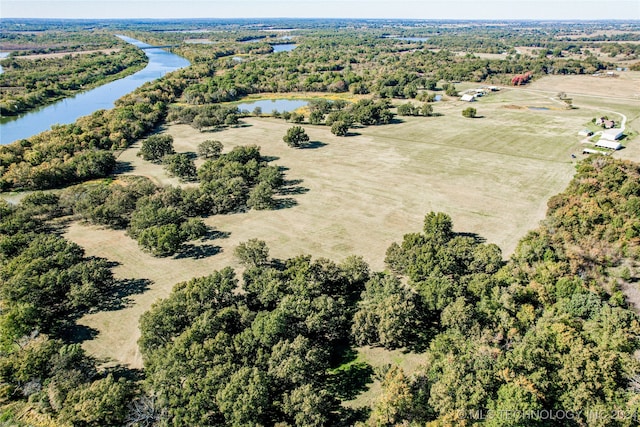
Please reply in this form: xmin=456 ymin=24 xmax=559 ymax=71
xmin=65 ymin=83 xmax=638 ymax=368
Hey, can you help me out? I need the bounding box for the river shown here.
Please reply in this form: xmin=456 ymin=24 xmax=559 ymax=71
xmin=0 ymin=36 xmax=190 ymax=145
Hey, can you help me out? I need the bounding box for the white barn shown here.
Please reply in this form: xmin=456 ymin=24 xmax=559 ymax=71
xmin=595 ymin=140 xmax=622 ymax=150
xmin=460 ymin=94 xmax=475 ymax=102
xmin=601 ymin=128 xmax=624 ymax=141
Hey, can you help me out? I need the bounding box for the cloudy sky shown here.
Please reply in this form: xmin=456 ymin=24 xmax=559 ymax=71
xmin=2 ymin=0 xmax=639 ymax=20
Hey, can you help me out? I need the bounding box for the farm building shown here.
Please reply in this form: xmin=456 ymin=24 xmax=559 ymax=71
xmin=595 ymin=140 xmax=622 ymax=150
xmin=583 ymin=148 xmax=606 ymax=155
xmin=601 ymin=128 xmax=623 ymax=141
xmin=460 ymin=94 xmax=475 ymax=102
xmin=578 ymin=129 xmax=593 ymax=137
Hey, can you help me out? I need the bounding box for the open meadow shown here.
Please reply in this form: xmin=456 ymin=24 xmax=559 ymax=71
xmin=59 ymin=75 xmax=640 ymax=368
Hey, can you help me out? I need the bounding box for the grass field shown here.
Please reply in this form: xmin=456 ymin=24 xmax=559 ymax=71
xmin=61 ymin=74 xmax=640 ymax=369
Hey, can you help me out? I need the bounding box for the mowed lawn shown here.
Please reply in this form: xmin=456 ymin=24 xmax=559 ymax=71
xmin=64 ymin=83 xmax=635 ymax=368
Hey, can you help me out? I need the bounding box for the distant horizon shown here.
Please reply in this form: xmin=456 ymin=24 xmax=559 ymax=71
xmin=2 ymin=1 xmax=639 ymax=21
xmin=1 ymin=17 xmax=639 ymax=22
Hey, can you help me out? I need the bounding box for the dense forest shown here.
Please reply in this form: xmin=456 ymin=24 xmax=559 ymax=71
xmin=1 ymin=154 xmax=639 ymax=425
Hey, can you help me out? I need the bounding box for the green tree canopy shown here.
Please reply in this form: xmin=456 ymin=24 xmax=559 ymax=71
xmin=283 ymin=125 xmax=310 ymax=148
xmin=138 ymin=134 xmax=175 ymax=163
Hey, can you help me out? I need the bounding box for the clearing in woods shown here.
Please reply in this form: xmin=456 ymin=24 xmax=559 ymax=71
xmin=63 ymin=74 xmax=640 ymax=368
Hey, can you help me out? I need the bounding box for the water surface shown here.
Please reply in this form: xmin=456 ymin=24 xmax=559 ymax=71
xmin=0 ymin=36 xmax=189 ymax=145
xmin=273 ymin=44 xmax=297 ymax=53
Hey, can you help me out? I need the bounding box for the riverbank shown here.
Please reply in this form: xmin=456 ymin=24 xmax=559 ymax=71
xmin=0 ymin=36 xmax=189 ymax=144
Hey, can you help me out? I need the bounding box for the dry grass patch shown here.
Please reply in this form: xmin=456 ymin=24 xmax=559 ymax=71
xmin=526 ymin=71 xmax=640 ymax=100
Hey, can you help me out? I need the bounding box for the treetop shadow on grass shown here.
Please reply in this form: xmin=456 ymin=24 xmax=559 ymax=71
xmin=327 ymin=360 xmax=375 ymax=401
xmin=198 ymin=127 xmax=225 ymax=133
xmin=334 ymin=407 xmax=371 ymax=427
xmin=274 ymin=197 xmax=298 ymax=210
xmin=278 ymin=185 xmax=309 ymax=196
xmin=261 ymin=155 xmax=280 ymax=162
xmin=174 ymin=243 xmax=222 ymax=260
xmin=302 ymin=140 xmax=327 ymax=149
xmin=278 ymin=178 xmax=309 ymax=196
xmin=205 ymin=229 xmax=231 ymax=240
xmin=103 ymin=365 xmax=145 ymax=383
xmin=94 ymin=277 xmax=153 ymax=312
xmin=455 ymin=231 xmax=487 ymax=244
xmin=64 ymin=324 xmax=99 ymax=344
xmin=114 ymin=160 xmax=134 ymax=174
xmin=283 ymin=178 xmax=303 ymax=186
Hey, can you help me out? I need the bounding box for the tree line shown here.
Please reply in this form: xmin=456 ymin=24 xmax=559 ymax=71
xmin=0 ymin=63 xmax=216 ymax=191
xmin=0 ymin=45 xmax=148 ymax=116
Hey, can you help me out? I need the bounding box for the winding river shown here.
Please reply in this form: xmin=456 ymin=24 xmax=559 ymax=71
xmin=0 ymin=36 xmax=190 ymax=145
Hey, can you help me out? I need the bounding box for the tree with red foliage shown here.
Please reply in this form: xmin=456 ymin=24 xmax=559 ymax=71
xmin=511 ymin=71 xmax=533 ymax=86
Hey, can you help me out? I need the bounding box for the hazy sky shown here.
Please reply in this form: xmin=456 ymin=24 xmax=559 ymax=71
xmin=2 ymin=0 xmax=639 ymax=20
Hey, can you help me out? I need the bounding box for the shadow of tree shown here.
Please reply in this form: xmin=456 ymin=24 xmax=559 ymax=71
xmin=205 ymin=229 xmax=231 ymax=240
xmin=64 ymin=324 xmax=99 ymax=344
xmin=279 ymin=186 xmax=309 ymax=196
xmin=114 ymin=161 xmax=134 ymax=173
xmin=261 ymin=155 xmax=280 ymax=162
xmin=303 ymin=140 xmax=328 ymax=149
xmin=283 ymin=178 xmax=302 ymax=186
xmin=275 ymin=197 xmax=298 ymax=209
xmin=174 ymin=244 xmax=222 ymax=260
xmin=455 ymin=232 xmax=487 ymax=244
xmin=327 ymin=361 xmax=375 ymax=400
xmin=334 ymin=407 xmax=370 ymax=426
xmin=103 ymin=365 xmax=145 ymax=383
xmin=278 ymin=178 xmax=309 ymax=196
xmin=94 ymin=278 xmax=153 ymax=312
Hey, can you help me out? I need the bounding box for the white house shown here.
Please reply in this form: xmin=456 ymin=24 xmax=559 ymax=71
xmin=595 ymin=140 xmax=622 ymax=150
xmin=460 ymin=94 xmax=475 ymax=102
xmin=601 ymin=128 xmax=623 ymax=141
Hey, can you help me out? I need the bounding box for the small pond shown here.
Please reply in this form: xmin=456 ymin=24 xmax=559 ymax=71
xmin=273 ymin=44 xmax=297 ymax=53
xmin=398 ymin=37 xmax=429 ymax=42
xmin=235 ymin=99 xmax=308 ymax=113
